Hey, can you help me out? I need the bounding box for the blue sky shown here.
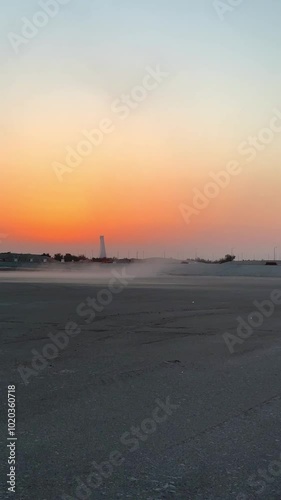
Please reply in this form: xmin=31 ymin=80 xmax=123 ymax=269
xmin=1 ymin=0 xmax=281 ymax=258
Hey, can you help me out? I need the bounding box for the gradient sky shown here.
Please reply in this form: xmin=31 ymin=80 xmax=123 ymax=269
xmin=1 ymin=0 xmax=281 ymax=259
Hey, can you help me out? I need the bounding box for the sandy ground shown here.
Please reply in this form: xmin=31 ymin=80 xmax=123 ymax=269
xmin=1 ymin=264 xmax=281 ymax=499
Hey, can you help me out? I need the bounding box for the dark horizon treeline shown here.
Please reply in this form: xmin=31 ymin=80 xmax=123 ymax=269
xmin=44 ymin=253 xmax=132 ymax=263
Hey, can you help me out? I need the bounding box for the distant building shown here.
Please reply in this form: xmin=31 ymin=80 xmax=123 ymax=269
xmin=99 ymin=236 xmax=107 ymax=259
xmin=0 ymin=253 xmax=53 ymax=264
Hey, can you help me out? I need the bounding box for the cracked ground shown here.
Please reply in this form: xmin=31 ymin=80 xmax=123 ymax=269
xmin=1 ymin=276 xmax=281 ymax=499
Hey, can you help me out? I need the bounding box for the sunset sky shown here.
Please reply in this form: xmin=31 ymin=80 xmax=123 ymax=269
xmin=1 ymin=0 xmax=281 ymax=259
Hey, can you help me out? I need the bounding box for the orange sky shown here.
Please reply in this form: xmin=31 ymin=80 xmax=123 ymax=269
xmin=2 ymin=1 xmax=281 ymax=259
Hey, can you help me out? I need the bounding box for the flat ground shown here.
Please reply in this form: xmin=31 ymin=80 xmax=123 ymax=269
xmin=1 ymin=270 xmax=281 ymax=499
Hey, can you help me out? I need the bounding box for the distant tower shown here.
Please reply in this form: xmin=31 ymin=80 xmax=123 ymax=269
xmin=99 ymin=236 xmax=107 ymax=259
